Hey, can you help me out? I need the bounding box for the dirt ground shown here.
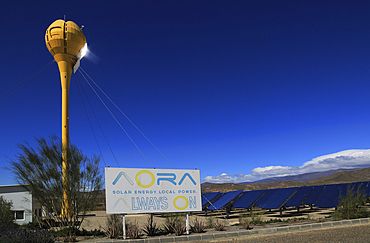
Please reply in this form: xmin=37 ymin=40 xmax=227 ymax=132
xmin=79 ymin=206 xmax=336 ymax=232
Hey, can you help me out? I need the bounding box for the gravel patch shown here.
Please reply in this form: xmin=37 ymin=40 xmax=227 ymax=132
xmin=204 ymin=223 xmax=370 ymax=243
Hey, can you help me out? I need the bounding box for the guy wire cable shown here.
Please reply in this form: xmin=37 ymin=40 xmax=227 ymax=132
xmin=0 ymin=60 xmax=55 ymax=104
xmin=79 ymin=67 xmax=177 ymax=169
xmin=71 ymin=58 xmax=120 ymax=168
xmin=73 ymin=72 xmax=109 ymax=168
xmin=74 ymin=72 xmax=121 ymax=168
xmin=78 ymin=69 xmax=155 ymax=169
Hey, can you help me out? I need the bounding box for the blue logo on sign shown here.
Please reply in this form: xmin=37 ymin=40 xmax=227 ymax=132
xmin=112 ymin=172 xmax=134 ymax=185
xmin=112 ymin=171 xmax=197 ymax=187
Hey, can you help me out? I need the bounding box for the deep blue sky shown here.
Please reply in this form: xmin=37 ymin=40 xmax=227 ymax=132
xmin=2 ymin=1 xmax=370 ymax=185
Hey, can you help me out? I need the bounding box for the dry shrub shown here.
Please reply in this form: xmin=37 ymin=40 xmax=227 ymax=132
xmin=238 ymin=214 xmax=253 ymax=230
xmin=191 ymin=218 xmax=205 ymax=233
xmin=163 ymin=213 xmax=186 ymax=236
xmin=206 ymin=216 xmax=215 ymax=228
xmin=143 ymin=215 xmax=159 ymax=236
xmin=126 ymin=220 xmax=141 ymax=239
xmin=213 ymin=219 xmax=225 ymax=231
xmin=100 ymin=214 xmax=122 ymax=239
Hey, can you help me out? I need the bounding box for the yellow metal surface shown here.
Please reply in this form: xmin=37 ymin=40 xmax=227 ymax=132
xmin=45 ymin=19 xmax=86 ymax=217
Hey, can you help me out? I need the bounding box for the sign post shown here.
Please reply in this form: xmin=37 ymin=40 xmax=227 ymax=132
xmin=122 ymin=214 xmax=126 ymax=239
xmin=186 ymin=212 xmax=189 ymax=234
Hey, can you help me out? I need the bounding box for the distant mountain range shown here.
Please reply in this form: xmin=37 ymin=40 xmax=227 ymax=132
xmin=201 ymin=167 xmax=370 ymax=193
xmin=240 ymin=168 xmax=358 ymax=185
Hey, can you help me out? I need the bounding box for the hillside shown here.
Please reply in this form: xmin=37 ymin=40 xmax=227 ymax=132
xmin=201 ymin=182 xmax=214 ymax=190
xmin=243 ymin=169 xmax=355 ymax=185
xmin=305 ymin=167 xmax=370 ymax=185
xmin=201 ymin=183 xmax=245 ymax=193
xmin=201 ymin=167 xmax=370 ymax=193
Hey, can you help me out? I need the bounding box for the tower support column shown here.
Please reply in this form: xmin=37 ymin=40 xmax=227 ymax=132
xmin=45 ymin=19 xmax=86 ymax=218
xmin=57 ymin=56 xmax=73 ymax=217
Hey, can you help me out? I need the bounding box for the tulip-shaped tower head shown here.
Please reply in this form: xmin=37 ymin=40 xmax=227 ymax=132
xmin=45 ymin=19 xmax=86 ymax=88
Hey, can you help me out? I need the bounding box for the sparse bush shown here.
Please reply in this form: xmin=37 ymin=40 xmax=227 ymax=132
xmin=100 ymin=214 xmax=122 ymax=239
xmin=206 ymin=216 xmax=215 ymax=228
xmin=62 ymin=234 xmax=76 ymax=242
xmin=291 ymin=215 xmax=312 ymax=221
xmin=163 ymin=213 xmax=184 ymax=234
xmin=51 ymin=227 xmax=78 ymax=237
xmin=80 ymin=228 xmax=105 ymax=236
xmin=238 ymin=214 xmax=253 ymax=230
xmin=51 ymin=228 xmax=104 ymax=237
xmin=172 ymin=220 xmax=186 ymax=236
xmin=51 ymin=227 xmax=79 ymax=242
xmin=264 ymin=218 xmax=290 ymax=224
xmin=0 ymin=196 xmax=14 ymax=228
xmin=8 ymin=135 xmax=103 ymax=233
xmin=21 ymin=220 xmax=50 ymax=230
xmin=0 ymin=227 xmax=54 ymax=243
xmin=332 ymin=184 xmax=370 ymax=220
xmin=143 ymin=215 xmax=159 ymax=236
xmin=126 ymin=220 xmax=141 ymax=239
xmin=190 ymin=218 xmax=205 ymax=233
xmin=250 ymin=208 xmax=264 ymax=225
xmin=163 ymin=217 xmax=175 ymax=233
xmin=213 ymin=219 xmax=226 ymax=231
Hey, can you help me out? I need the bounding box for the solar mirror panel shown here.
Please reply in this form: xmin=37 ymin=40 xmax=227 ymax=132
xmin=284 ymin=186 xmax=313 ymax=207
xmin=339 ymin=183 xmax=351 ymax=197
xmin=233 ymin=190 xmax=265 ymax=209
xmin=254 ymin=189 xmax=277 ymax=208
xmin=314 ymin=184 xmax=342 ymax=208
xmin=210 ymin=192 xmax=224 ymax=204
xmin=202 ymin=192 xmax=219 ymax=207
xmin=302 ymin=185 xmax=324 ymax=205
xmin=203 ymin=192 xmax=224 ymax=209
xmin=204 ymin=192 xmax=224 ymax=209
xmin=350 ymin=182 xmax=366 ymax=197
xmin=363 ymin=181 xmax=370 ymax=197
xmin=260 ymin=187 xmax=297 ymax=209
xmin=342 ymin=181 xmax=370 ymax=197
xmin=336 ymin=182 xmax=366 ymax=201
xmin=207 ymin=190 xmax=243 ymax=210
xmin=352 ymin=181 xmax=364 ymax=189
xmin=358 ymin=181 xmax=370 ymax=198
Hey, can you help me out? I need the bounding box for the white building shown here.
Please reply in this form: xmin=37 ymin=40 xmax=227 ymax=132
xmin=0 ymin=185 xmax=41 ymax=225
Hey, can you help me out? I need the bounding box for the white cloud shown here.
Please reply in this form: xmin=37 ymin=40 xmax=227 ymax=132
xmin=202 ymin=149 xmax=370 ymax=183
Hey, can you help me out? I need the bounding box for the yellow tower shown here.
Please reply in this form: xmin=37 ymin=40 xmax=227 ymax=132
xmin=45 ymin=19 xmax=86 ymax=217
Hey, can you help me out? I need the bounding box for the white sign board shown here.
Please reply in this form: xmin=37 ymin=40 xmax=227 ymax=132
xmin=105 ymin=168 xmax=202 ymax=214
